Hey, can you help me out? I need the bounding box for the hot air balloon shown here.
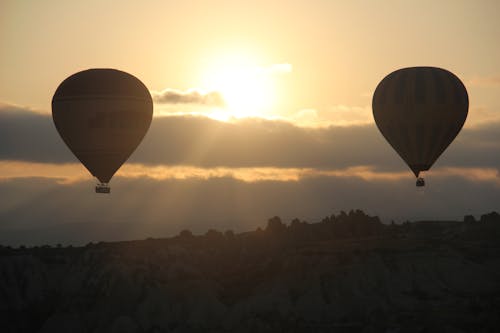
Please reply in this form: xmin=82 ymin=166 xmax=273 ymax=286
xmin=372 ymin=67 xmax=468 ymax=186
xmin=52 ymin=69 xmax=153 ymax=193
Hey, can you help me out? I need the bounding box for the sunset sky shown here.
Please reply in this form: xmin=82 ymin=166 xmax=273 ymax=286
xmin=1 ymin=0 xmax=499 ymax=245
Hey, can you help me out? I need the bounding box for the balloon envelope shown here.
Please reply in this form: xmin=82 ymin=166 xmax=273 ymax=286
xmin=372 ymin=67 xmax=468 ymax=177
xmin=52 ymin=69 xmax=153 ymax=183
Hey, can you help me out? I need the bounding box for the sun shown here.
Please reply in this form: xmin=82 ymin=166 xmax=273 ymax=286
xmin=201 ymin=53 xmax=277 ymax=119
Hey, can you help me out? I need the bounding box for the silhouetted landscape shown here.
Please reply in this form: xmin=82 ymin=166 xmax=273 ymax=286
xmin=2 ymin=210 xmax=500 ymax=332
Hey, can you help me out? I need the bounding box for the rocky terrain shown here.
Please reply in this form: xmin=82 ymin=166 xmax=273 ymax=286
xmin=1 ymin=210 xmax=500 ymax=332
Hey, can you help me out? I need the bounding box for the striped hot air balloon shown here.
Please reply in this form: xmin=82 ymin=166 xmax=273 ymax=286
xmin=52 ymin=69 xmax=153 ymax=193
xmin=372 ymin=67 xmax=468 ymax=186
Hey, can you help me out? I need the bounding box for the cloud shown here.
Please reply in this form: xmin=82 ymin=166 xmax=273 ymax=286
xmin=1 ymin=103 xmax=500 ymax=173
xmin=467 ymin=75 xmax=500 ymax=87
xmin=442 ymin=120 xmax=500 ymax=169
xmin=132 ymin=115 xmax=401 ymax=170
xmin=152 ymin=89 xmax=225 ymax=107
xmin=289 ymin=109 xmax=321 ymax=127
xmin=132 ymin=116 xmax=500 ymax=172
xmin=3 ymin=161 xmax=500 ymax=190
xmin=0 ymin=104 xmax=73 ymax=163
xmin=327 ymin=105 xmax=373 ymax=126
xmin=1 ymin=103 xmax=499 ymax=247
xmin=291 ymin=105 xmax=373 ymax=127
xmin=464 ymin=106 xmax=500 ymax=128
xmin=0 ymin=172 xmax=499 ymax=247
xmin=0 ymin=103 xmax=396 ymax=168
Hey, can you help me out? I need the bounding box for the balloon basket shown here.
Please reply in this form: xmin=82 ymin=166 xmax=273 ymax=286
xmin=95 ymin=183 xmax=110 ymax=194
xmin=416 ymin=177 xmax=425 ymax=187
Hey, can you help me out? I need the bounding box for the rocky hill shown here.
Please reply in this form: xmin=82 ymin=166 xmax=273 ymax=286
xmin=1 ymin=210 xmax=500 ymax=332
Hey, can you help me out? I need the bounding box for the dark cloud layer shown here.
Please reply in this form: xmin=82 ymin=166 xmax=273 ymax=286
xmin=152 ymin=89 xmax=225 ymax=107
xmin=0 ymin=174 xmax=498 ymax=246
xmin=1 ymin=104 xmax=499 ymax=171
xmin=444 ymin=121 xmax=500 ymax=169
xmin=133 ymin=116 xmax=403 ymax=170
xmin=0 ymin=106 xmax=73 ymax=163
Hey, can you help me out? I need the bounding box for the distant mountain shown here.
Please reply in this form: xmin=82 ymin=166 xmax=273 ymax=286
xmin=1 ymin=210 xmax=500 ymax=332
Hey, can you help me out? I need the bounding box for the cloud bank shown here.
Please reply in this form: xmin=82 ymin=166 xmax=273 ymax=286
xmin=0 ymin=173 xmax=498 ymax=246
xmin=467 ymin=75 xmax=500 ymax=87
xmin=1 ymin=104 xmax=499 ymax=173
xmin=1 ymin=103 xmax=498 ymax=246
xmin=291 ymin=105 xmax=373 ymax=127
xmin=152 ymin=89 xmax=225 ymax=107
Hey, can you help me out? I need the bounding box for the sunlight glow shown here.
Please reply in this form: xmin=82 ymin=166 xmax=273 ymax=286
xmin=2 ymin=161 xmax=499 ymax=186
xmin=201 ymin=53 xmax=291 ymax=119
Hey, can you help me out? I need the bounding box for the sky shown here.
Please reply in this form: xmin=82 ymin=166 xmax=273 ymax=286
xmin=1 ymin=0 xmax=500 ymax=246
